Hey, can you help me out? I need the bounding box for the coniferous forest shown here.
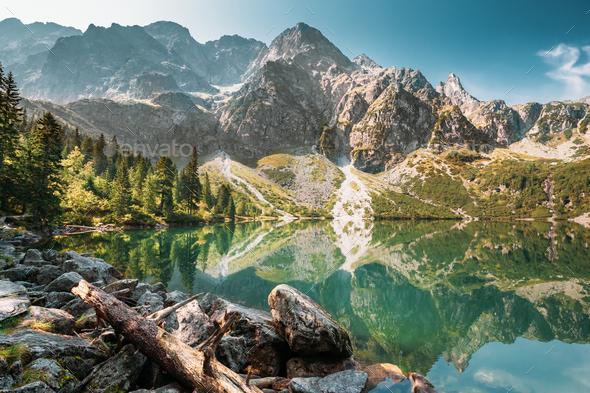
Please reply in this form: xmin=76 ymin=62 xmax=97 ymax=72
xmin=0 ymin=61 xmax=239 ymax=230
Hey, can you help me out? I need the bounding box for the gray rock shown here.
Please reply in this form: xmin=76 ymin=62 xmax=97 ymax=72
xmin=23 ymin=249 xmax=46 ymax=266
xmin=30 ymin=266 xmax=65 ymax=286
xmin=0 ymin=330 xmax=107 ymax=379
xmin=128 ymin=382 xmax=186 ymax=393
xmin=60 ymin=251 xmax=79 ymax=262
xmin=164 ymin=290 xmax=188 ymax=307
xmin=103 ymin=279 xmax=138 ymax=294
xmin=42 ymin=250 xmax=59 ymax=262
xmin=137 ymin=291 xmax=164 ymax=314
xmin=81 ymin=344 xmax=146 ymax=393
xmin=61 ymin=298 xmax=92 ymax=319
xmin=0 ymin=374 xmax=13 ymax=389
xmin=18 ymin=306 xmax=76 ymax=335
xmin=9 ymin=359 xmax=23 ymax=383
xmin=268 ymin=284 xmax=353 ymax=357
xmin=215 ymin=336 xmax=248 ymax=372
xmin=201 ymin=293 xmax=288 ymax=376
xmin=0 ymin=356 xmax=6 ymax=373
xmin=290 ymin=377 xmax=322 ymax=393
xmin=318 ymin=370 xmax=368 ymax=393
xmin=1 ymin=266 xmax=38 ymax=282
xmin=286 ymin=356 xmax=360 ymax=378
xmin=131 ymin=283 xmax=151 ymax=301
xmin=0 ymin=259 xmax=6 ymax=270
xmin=0 ymin=280 xmax=30 ymax=321
xmin=43 ymin=272 xmax=84 ymax=293
xmin=45 ymin=292 xmax=76 ymax=309
xmin=167 ymin=300 xmax=214 ymax=346
xmin=28 ymin=358 xmax=79 ymax=393
xmin=150 ymin=282 xmax=167 ymax=295
xmin=61 ymin=256 xmax=120 ymax=284
xmin=0 ymin=381 xmax=55 ymax=393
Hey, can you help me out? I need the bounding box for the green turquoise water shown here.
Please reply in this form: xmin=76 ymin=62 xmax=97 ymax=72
xmin=41 ymin=220 xmax=590 ymax=393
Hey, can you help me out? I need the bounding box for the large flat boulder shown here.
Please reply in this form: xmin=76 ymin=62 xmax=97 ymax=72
xmin=45 ymin=292 xmax=76 ymax=309
xmin=82 ymin=344 xmax=147 ymax=393
xmin=60 ymin=254 xmax=121 ymax=285
xmin=17 ymin=306 xmax=76 ymax=335
xmin=166 ymin=300 xmax=214 ymax=347
xmin=318 ymin=370 xmax=368 ymax=393
xmin=22 ymin=249 xmax=47 ymax=267
xmin=43 ymin=272 xmax=84 ymax=293
xmin=0 ymin=330 xmax=108 ymax=379
xmin=0 ymin=381 xmax=55 ymax=393
xmin=268 ymin=284 xmax=352 ymax=357
xmin=0 ymin=280 xmax=29 ymax=321
xmin=200 ymin=293 xmax=288 ymax=377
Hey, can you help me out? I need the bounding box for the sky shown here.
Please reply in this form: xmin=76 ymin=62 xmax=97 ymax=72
xmin=2 ymin=0 xmax=590 ymax=105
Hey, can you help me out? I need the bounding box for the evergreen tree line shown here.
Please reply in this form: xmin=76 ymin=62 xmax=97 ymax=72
xmin=0 ymin=62 xmax=242 ymax=228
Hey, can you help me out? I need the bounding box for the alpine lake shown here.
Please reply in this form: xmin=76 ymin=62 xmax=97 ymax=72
xmin=40 ymin=219 xmax=590 ymax=393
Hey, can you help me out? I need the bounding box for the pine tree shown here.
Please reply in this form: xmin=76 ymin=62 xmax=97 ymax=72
xmin=72 ymin=128 xmax=82 ymax=149
xmin=132 ymin=155 xmax=148 ymax=203
xmin=155 ymin=156 xmax=176 ymax=214
xmin=23 ymin=112 xmax=64 ymax=227
xmin=202 ymin=172 xmax=214 ymax=210
xmin=183 ymin=147 xmax=202 ymax=216
xmin=142 ymin=171 xmax=158 ymax=214
xmin=109 ymin=162 xmax=131 ymax=217
xmin=93 ymin=133 xmax=107 ymax=175
xmin=81 ymin=137 xmax=94 ymax=163
xmin=215 ymin=183 xmax=230 ymax=214
xmin=225 ymin=196 xmax=236 ymax=221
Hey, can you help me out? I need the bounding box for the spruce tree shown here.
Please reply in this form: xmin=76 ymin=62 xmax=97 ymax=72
xmin=155 ymin=156 xmax=176 ymax=214
xmin=93 ymin=133 xmax=107 ymax=175
xmin=109 ymin=162 xmax=131 ymax=217
xmin=132 ymin=155 xmax=148 ymax=203
xmin=225 ymin=196 xmax=236 ymax=221
xmin=142 ymin=171 xmax=158 ymax=214
xmin=202 ymin=172 xmax=214 ymax=210
xmin=183 ymin=147 xmax=202 ymax=216
xmin=81 ymin=137 xmax=94 ymax=163
xmin=23 ymin=112 xmax=64 ymax=227
xmin=215 ymin=183 xmax=230 ymax=214
xmin=72 ymin=128 xmax=82 ymax=149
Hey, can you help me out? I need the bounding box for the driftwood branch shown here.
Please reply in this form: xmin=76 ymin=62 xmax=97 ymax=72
xmin=148 ymin=293 xmax=203 ymax=324
xmin=71 ymin=280 xmax=261 ymax=393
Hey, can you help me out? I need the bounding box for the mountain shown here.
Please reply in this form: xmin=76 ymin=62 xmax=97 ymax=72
xmin=352 ymin=54 xmax=382 ymax=71
xmin=144 ymin=21 xmax=266 ymax=85
xmin=0 ymin=18 xmax=82 ymax=67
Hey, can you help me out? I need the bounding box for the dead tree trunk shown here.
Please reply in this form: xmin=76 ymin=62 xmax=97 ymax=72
xmin=72 ymin=280 xmax=261 ymax=393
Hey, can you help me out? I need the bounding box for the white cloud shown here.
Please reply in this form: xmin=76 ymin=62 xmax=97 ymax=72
xmin=538 ymin=44 xmax=590 ymax=100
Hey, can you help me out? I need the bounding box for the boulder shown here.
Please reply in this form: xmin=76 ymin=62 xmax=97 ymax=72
xmin=1 ymin=266 xmax=38 ymax=282
xmin=268 ymin=285 xmax=352 ymax=357
xmin=215 ymin=336 xmax=248 ymax=372
xmin=43 ymin=272 xmax=84 ymax=293
xmin=0 ymin=259 xmax=6 ymax=270
xmin=286 ymin=356 xmax=360 ymax=378
xmin=407 ymin=373 xmax=438 ymax=393
xmin=0 ymin=330 xmax=108 ymax=379
xmin=361 ymin=363 xmax=405 ymax=393
xmin=60 ymin=251 xmax=80 ymax=262
xmin=103 ymin=279 xmax=139 ymax=294
xmin=0 ymin=373 xmax=13 ymax=389
xmin=129 ymin=382 xmax=187 ymax=393
xmin=9 ymin=359 xmax=23 ymax=384
xmin=318 ymin=370 xmax=368 ymax=393
xmin=22 ymin=249 xmax=47 ymax=267
xmin=0 ymin=381 xmax=55 ymax=393
xmin=201 ymin=293 xmax=289 ymax=376
xmin=42 ymin=250 xmax=59 ymax=263
xmin=81 ymin=344 xmax=147 ymax=393
xmin=30 ymin=266 xmax=65 ymax=286
xmin=164 ymin=290 xmax=189 ymax=307
xmin=290 ymin=377 xmax=321 ymax=393
xmin=131 ymin=283 xmax=152 ymax=301
xmin=28 ymin=358 xmax=79 ymax=393
xmin=0 ymin=280 xmax=29 ymax=321
xmin=45 ymin=293 xmax=76 ymax=309
xmin=150 ymin=282 xmax=167 ymax=295
xmin=137 ymin=291 xmax=164 ymax=314
xmin=61 ymin=256 xmax=120 ymax=285
xmin=61 ymin=298 xmax=92 ymax=319
xmin=167 ymin=300 xmax=214 ymax=347
xmin=17 ymin=306 xmax=76 ymax=335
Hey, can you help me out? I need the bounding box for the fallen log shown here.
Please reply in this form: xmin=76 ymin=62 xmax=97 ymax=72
xmin=71 ymin=280 xmax=262 ymax=393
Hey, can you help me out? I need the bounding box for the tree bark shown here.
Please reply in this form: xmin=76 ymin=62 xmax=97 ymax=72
xmin=71 ymin=280 xmax=262 ymax=393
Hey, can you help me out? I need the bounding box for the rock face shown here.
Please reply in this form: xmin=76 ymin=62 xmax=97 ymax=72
xmin=268 ymin=284 xmax=353 ymax=357
xmin=82 ymin=344 xmax=147 ymax=393
xmin=0 ymin=280 xmax=29 ymax=321
xmin=436 ymin=72 xmax=481 ymax=116
xmin=200 ymin=293 xmax=288 ymax=376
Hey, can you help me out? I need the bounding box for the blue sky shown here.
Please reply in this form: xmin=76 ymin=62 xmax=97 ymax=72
xmin=3 ymin=0 xmax=590 ymax=105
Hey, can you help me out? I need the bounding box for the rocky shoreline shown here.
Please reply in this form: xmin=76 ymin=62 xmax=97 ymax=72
xmin=0 ymin=241 xmax=438 ymax=393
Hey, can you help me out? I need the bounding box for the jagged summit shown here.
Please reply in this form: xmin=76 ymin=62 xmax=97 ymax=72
xmin=353 ymin=54 xmax=382 ymax=71
xmin=437 ymin=72 xmax=481 ymax=115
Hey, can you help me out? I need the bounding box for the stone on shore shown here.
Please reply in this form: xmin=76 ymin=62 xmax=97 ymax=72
xmin=0 ymin=330 xmax=108 ymax=379
xmin=128 ymin=382 xmax=187 ymax=393
xmin=0 ymin=280 xmax=29 ymax=321
xmin=45 ymin=292 xmax=76 ymax=309
xmin=166 ymin=300 xmax=214 ymax=347
xmin=17 ymin=306 xmax=76 ymax=335
xmin=28 ymin=358 xmax=80 ymax=393
xmin=200 ymin=293 xmax=288 ymax=376
xmin=164 ymin=290 xmax=189 ymax=307
xmin=290 ymin=377 xmax=321 ymax=393
xmin=361 ymin=363 xmax=406 ymax=393
xmin=318 ymin=370 xmax=368 ymax=393
xmin=103 ymin=279 xmax=139 ymax=294
xmin=268 ymin=284 xmax=353 ymax=357
xmin=43 ymin=272 xmax=84 ymax=293
xmin=0 ymin=381 xmax=55 ymax=393
xmin=22 ymin=249 xmax=47 ymax=267
xmin=82 ymin=344 xmax=147 ymax=393
xmin=407 ymin=373 xmax=438 ymax=393
xmin=137 ymin=291 xmax=164 ymax=314
xmin=287 ymin=355 xmax=360 ymax=378
xmin=30 ymin=266 xmax=65 ymax=286
xmin=61 ymin=255 xmax=121 ymax=285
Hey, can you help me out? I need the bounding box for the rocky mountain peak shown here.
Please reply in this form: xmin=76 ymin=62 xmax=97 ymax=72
xmin=437 ymin=72 xmax=481 ymax=115
xmin=353 ymin=54 xmax=382 ymax=71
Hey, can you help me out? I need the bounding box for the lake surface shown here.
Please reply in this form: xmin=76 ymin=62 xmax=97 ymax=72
xmin=41 ymin=219 xmax=590 ymax=393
